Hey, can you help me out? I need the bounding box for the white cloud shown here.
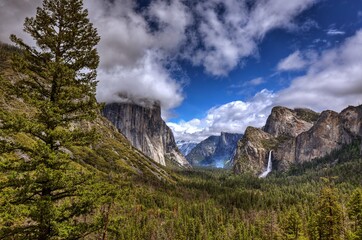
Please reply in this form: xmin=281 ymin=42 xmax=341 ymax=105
xmin=96 ymin=50 xmax=184 ymax=111
xmin=327 ymin=29 xmax=345 ymax=35
xmin=84 ymin=0 xmax=191 ymax=112
xmin=276 ymin=30 xmax=362 ymax=111
xmin=248 ymin=77 xmax=265 ymax=86
xmin=277 ymin=51 xmax=308 ymax=71
xmin=168 ymin=89 xmax=276 ymax=141
xmin=185 ymin=0 xmax=318 ymax=76
xmin=298 ymin=18 xmax=319 ymax=32
xmin=0 ymin=0 xmax=42 ymax=44
xmin=229 ymin=77 xmax=265 ymax=90
xmin=0 ymin=0 xmax=190 ymax=113
xmin=0 ymin=0 xmax=318 ymax=116
xmin=170 ymin=30 xmax=362 ymax=141
xmin=277 ymin=50 xmax=319 ymax=72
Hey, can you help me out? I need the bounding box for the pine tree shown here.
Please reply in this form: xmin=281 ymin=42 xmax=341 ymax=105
xmin=347 ymin=188 xmax=362 ymax=239
xmin=315 ymin=187 xmax=343 ymax=240
xmin=0 ymin=0 xmax=101 ymax=239
xmin=282 ymin=207 xmax=303 ymax=240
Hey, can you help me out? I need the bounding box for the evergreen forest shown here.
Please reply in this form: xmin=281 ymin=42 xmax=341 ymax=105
xmin=0 ymin=0 xmax=361 ymax=239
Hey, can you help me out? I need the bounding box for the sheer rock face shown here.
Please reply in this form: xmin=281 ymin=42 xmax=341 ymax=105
xmin=340 ymin=105 xmax=362 ymax=136
xmin=102 ymin=102 xmax=190 ymax=168
xmin=233 ymin=105 xmax=362 ymax=175
xmin=294 ymin=110 xmax=350 ymax=163
xmin=294 ymin=106 xmax=362 ymax=163
xmin=233 ymin=107 xmax=316 ymax=174
xmin=233 ymin=127 xmax=275 ymax=174
xmin=263 ymin=106 xmax=317 ymax=138
xmin=186 ymin=132 xmax=243 ymax=167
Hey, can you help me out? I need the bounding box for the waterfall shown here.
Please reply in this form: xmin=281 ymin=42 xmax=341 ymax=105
xmin=259 ymin=150 xmax=272 ymax=178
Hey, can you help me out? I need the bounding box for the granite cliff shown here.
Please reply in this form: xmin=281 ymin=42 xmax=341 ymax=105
xmin=233 ymin=105 xmax=362 ymax=175
xmin=233 ymin=127 xmax=275 ymax=174
xmin=102 ymin=101 xmax=190 ymax=168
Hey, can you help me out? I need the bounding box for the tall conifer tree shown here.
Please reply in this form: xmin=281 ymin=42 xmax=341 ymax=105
xmin=347 ymin=188 xmax=362 ymax=239
xmin=315 ymin=187 xmax=343 ymax=240
xmin=0 ymin=0 xmax=101 ymax=239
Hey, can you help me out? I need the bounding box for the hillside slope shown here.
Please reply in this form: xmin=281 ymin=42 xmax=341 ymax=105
xmin=0 ymin=42 xmax=174 ymax=183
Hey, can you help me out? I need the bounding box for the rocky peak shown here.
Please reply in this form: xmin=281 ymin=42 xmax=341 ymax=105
xmin=340 ymin=105 xmax=362 ymax=136
xmin=263 ymin=106 xmax=318 ymax=138
xmin=102 ymin=101 xmax=190 ymax=168
xmin=233 ymin=105 xmax=362 ymax=175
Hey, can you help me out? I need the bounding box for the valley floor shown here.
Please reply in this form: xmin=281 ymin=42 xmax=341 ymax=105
xmin=103 ymin=140 xmax=362 ymax=239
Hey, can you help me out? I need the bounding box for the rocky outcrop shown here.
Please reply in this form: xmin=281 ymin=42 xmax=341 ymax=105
xmin=293 ymin=106 xmax=362 ymax=163
xmin=233 ymin=105 xmax=362 ymax=175
xmin=263 ymin=107 xmax=317 ymax=138
xmin=186 ymin=132 xmax=243 ymax=168
xmin=102 ymin=101 xmax=190 ymax=168
xmin=294 ymin=110 xmax=349 ymax=163
xmin=233 ymin=106 xmax=317 ymax=174
xmin=233 ymin=127 xmax=275 ymax=174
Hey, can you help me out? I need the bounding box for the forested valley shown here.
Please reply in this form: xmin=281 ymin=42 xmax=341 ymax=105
xmin=0 ymin=0 xmax=361 ymax=239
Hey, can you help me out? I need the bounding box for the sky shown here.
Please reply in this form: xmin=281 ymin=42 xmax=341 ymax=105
xmin=1 ymin=0 xmax=362 ymax=142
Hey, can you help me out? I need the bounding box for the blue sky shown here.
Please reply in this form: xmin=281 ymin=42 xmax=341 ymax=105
xmin=175 ymin=0 xmax=362 ymax=121
xmin=1 ymin=0 xmax=362 ymax=142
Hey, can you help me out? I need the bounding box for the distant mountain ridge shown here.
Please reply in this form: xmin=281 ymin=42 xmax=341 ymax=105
xmin=186 ymin=132 xmax=243 ymax=168
xmin=176 ymin=140 xmax=198 ymax=156
xmin=102 ymin=102 xmax=190 ymax=168
xmin=233 ymin=105 xmax=362 ymax=175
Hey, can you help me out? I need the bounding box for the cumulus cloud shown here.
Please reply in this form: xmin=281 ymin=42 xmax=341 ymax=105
xmin=276 ymin=30 xmax=362 ymax=111
xmin=0 ymin=0 xmax=191 ymax=113
xmin=0 ymin=0 xmax=318 ymax=116
xmin=96 ymin=50 xmax=184 ymax=111
xmin=84 ymin=0 xmax=191 ymax=112
xmin=185 ymin=0 xmax=317 ymax=75
xmin=0 ymin=0 xmax=42 ymax=44
xmin=170 ymin=30 xmax=362 ymax=141
xmin=168 ymin=90 xmax=276 ymax=142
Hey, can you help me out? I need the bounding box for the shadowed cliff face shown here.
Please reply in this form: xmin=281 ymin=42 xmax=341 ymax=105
xmin=233 ymin=105 xmax=362 ymax=175
xmin=102 ymin=102 xmax=190 ymax=168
